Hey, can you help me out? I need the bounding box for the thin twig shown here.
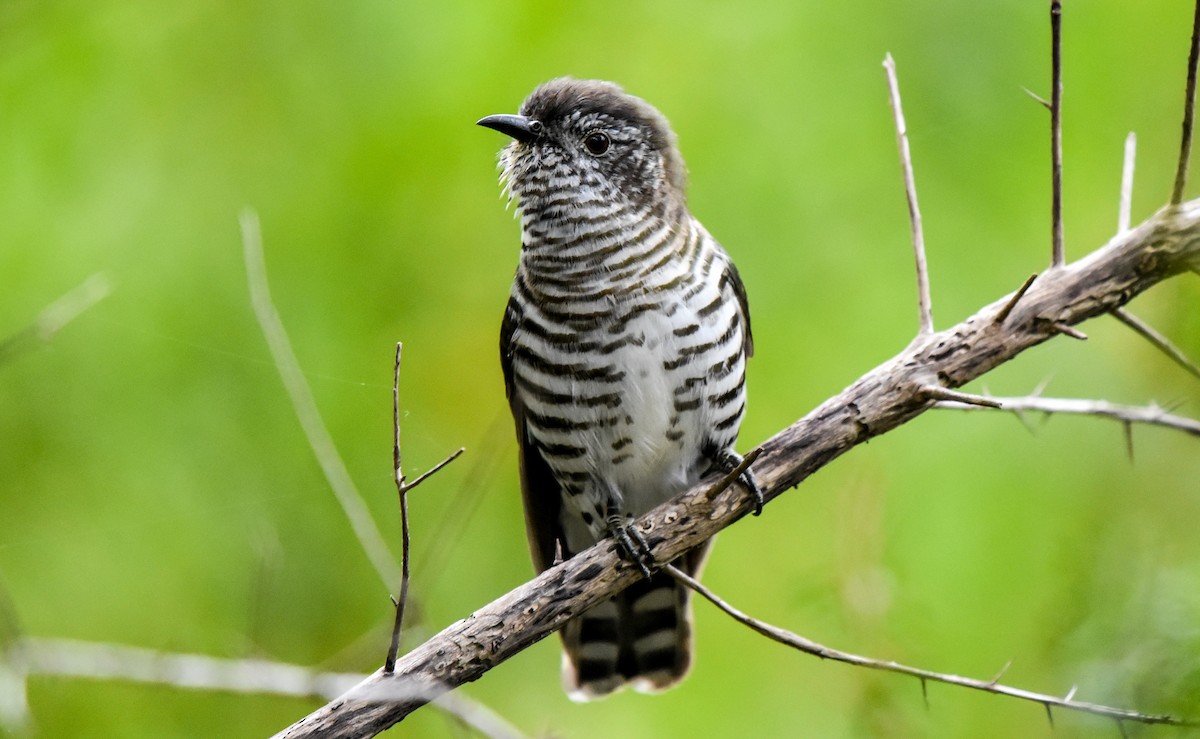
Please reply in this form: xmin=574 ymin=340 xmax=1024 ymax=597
xmin=663 ymin=565 xmax=1197 ymax=729
xmin=0 ymin=273 xmax=111 ymax=365
xmin=934 ymin=394 xmax=1200 ymax=437
xmin=1173 ymin=0 xmax=1200 ymax=205
xmin=1051 ymin=0 xmax=1065 ymax=266
xmin=994 ymin=273 xmax=1039 ymax=324
xmin=240 ymin=209 xmax=402 ymax=590
xmin=1119 ymin=132 xmax=1137 ymax=233
xmin=386 ymin=344 xmax=410 ymax=674
xmin=401 ymin=448 xmax=465 ymax=496
xmin=884 ymin=53 xmax=934 ymax=336
xmin=1112 ymin=307 xmax=1200 ymax=380
xmin=12 ymin=637 xmax=527 ymax=739
xmin=385 ymin=343 xmax=465 ymax=673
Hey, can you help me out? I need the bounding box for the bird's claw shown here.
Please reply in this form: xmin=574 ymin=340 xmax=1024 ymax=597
xmin=606 ymin=513 xmax=655 ymax=577
xmin=714 ymin=449 xmax=764 ymax=516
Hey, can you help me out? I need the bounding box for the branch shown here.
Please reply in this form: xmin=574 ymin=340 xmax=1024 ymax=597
xmin=8 ymin=638 xmax=526 ymax=739
xmin=934 ymin=394 xmax=1200 ymax=437
xmin=662 ymin=565 xmax=1196 ymax=729
xmin=0 ymin=273 xmax=111 ymax=365
xmin=883 ymin=54 xmax=933 ymax=335
xmin=385 ymin=342 xmax=465 ymax=672
xmin=1173 ymin=0 xmax=1200 ymax=205
xmin=1050 ymin=0 xmax=1065 ymax=266
xmin=240 ymin=209 xmax=402 ymax=591
xmin=273 ymin=202 xmax=1200 ymax=739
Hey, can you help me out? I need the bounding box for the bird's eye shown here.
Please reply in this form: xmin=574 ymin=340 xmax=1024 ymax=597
xmin=583 ymin=131 xmax=610 ymax=156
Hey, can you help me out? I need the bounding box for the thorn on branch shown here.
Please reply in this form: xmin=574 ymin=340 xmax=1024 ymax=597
xmin=1119 ymin=132 xmax=1137 ymax=233
xmin=1111 ymin=307 xmax=1200 ymax=380
xmin=1172 ymin=0 xmax=1200 ymax=205
xmin=883 ymin=53 xmax=934 ymax=336
xmin=994 ymin=273 xmax=1039 ymax=325
xmin=988 ymin=659 xmax=1013 ymax=686
xmin=1050 ymin=321 xmax=1087 ymax=340
xmin=921 ymin=385 xmax=1003 ymax=409
xmin=1022 ymin=86 xmax=1052 ymax=109
xmin=1045 ymin=702 xmax=1055 ymax=728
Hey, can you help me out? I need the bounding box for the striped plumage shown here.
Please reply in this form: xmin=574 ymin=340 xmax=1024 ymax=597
xmin=480 ymin=78 xmax=754 ymax=700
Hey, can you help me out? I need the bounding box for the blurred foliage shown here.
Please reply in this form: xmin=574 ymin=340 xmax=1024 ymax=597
xmin=2 ymin=1 xmax=1199 ymax=737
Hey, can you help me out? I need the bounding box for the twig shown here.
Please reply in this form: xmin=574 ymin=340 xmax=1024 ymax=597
xmin=1173 ymin=0 xmax=1200 ymax=205
xmin=663 ymin=564 xmax=1194 ymax=729
xmin=1050 ymin=0 xmax=1065 ymax=266
xmin=993 ymin=273 xmax=1038 ymax=325
xmin=386 ymin=343 xmax=411 ymax=674
xmin=240 ymin=209 xmax=402 ymax=590
xmin=1119 ymin=132 xmax=1137 ymax=233
xmin=11 ymin=637 xmax=526 ymax=739
xmin=385 ymin=343 xmax=465 ymax=673
xmin=0 ymin=273 xmax=111 ymax=365
xmin=884 ymin=53 xmax=934 ymax=336
xmin=1112 ymin=307 xmax=1200 ymax=380
xmin=934 ymin=394 xmax=1200 ymax=437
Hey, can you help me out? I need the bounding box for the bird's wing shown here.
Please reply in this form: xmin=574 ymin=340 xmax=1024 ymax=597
xmin=500 ymin=295 xmax=565 ymax=573
xmin=722 ymin=260 xmax=754 ymax=359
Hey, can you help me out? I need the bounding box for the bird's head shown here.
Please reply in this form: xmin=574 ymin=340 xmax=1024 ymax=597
xmin=479 ymin=78 xmax=687 ymax=219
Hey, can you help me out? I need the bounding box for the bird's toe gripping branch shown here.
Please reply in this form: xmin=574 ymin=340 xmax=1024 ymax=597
xmin=606 ymin=513 xmax=655 ymax=578
xmin=712 ymin=449 xmax=765 ymax=516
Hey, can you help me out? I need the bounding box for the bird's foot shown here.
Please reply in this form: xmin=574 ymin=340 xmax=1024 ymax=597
xmin=713 ymin=449 xmax=764 ymax=516
xmin=606 ymin=513 xmax=655 ymax=577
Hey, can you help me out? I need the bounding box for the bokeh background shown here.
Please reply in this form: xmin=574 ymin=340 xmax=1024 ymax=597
xmin=3 ymin=1 xmax=1199 ymax=737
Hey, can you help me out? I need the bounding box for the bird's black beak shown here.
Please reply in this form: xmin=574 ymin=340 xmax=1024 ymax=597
xmin=477 ymin=114 xmax=543 ymax=143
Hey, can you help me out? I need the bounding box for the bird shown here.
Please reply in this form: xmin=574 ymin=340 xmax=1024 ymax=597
xmin=478 ymin=78 xmax=757 ymax=701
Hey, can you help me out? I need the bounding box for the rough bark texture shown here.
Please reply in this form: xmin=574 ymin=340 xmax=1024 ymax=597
xmin=274 ymin=202 xmax=1200 ymax=739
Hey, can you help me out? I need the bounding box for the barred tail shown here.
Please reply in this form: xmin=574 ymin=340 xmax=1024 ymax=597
xmin=560 ymin=548 xmax=708 ymax=701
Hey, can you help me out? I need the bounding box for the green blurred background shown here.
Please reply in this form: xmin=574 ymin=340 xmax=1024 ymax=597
xmin=2 ymin=1 xmax=1199 ymax=736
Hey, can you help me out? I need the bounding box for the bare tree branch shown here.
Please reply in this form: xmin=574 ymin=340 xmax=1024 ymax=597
xmin=1050 ymin=0 xmax=1065 ymax=266
xmin=240 ymin=209 xmax=402 ymax=591
xmin=934 ymin=394 xmax=1200 ymax=437
xmin=660 ymin=565 xmax=1197 ymax=729
xmin=883 ymin=53 xmax=933 ymax=336
xmin=273 ymin=201 xmax=1200 ymax=739
xmin=0 ymin=273 xmax=111 ymax=365
xmin=7 ymin=638 xmax=526 ymax=739
xmin=1173 ymin=0 xmax=1200 ymax=205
